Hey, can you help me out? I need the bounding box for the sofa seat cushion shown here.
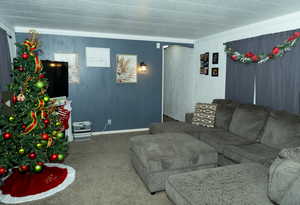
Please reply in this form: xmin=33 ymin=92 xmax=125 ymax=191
xmin=223 ymin=143 xmax=279 ymax=166
xmin=229 ymin=104 xmax=270 ymax=142
xmin=129 ymin=133 xmax=217 ymax=172
xmin=261 ymin=110 xmax=300 ymax=149
xmin=192 ymin=131 xmax=252 ymax=153
xmin=166 ymin=163 xmax=272 ymax=205
xmin=149 ymin=121 xmax=223 ymax=134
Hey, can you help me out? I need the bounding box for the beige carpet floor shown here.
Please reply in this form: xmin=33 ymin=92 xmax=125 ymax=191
xmin=21 ymin=132 xmax=172 ymax=205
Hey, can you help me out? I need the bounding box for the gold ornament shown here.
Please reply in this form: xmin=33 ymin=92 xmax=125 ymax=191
xmin=17 ymin=93 xmax=26 ymax=102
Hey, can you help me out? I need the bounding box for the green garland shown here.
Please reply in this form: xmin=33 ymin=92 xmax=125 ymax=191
xmin=225 ymin=32 xmax=300 ymax=64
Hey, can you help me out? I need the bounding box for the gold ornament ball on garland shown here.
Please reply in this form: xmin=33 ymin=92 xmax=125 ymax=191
xmin=43 ymin=96 xmax=50 ymax=102
xmin=19 ymin=148 xmax=25 ymax=155
xmin=52 ymin=131 xmax=57 ymax=136
xmin=58 ymin=154 xmax=64 ymax=161
xmin=55 ymin=122 xmax=61 ymax=126
xmin=34 ymin=164 xmax=43 ymax=172
xmin=57 ymin=132 xmax=64 ymax=138
xmin=35 ymin=81 xmax=45 ymax=89
xmin=36 ymin=143 xmax=43 ymax=149
xmin=9 ymin=116 xmax=15 ymax=121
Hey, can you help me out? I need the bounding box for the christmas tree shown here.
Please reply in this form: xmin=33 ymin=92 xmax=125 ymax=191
xmin=0 ymin=32 xmax=68 ymax=175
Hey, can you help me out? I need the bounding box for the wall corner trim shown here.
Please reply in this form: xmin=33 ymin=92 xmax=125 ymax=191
xmin=15 ymin=26 xmax=195 ymax=44
xmin=92 ymin=128 xmax=149 ymax=136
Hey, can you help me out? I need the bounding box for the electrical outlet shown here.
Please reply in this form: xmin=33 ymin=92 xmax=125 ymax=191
xmin=107 ymin=119 xmax=112 ymax=125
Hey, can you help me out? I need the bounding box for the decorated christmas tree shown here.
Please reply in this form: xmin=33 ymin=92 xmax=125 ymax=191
xmin=0 ymin=32 xmax=68 ymax=175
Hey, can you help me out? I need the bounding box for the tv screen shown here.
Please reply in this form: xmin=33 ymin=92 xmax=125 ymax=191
xmin=42 ymin=60 xmax=69 ymax=98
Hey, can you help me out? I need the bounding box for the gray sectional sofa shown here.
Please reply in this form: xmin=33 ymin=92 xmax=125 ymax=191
xmin=150 ymin=99 xmax=300 ymax=167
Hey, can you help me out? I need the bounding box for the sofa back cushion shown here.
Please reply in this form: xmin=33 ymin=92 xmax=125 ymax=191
xmin=261 ymin=110 xmax=300 ymax=149
xmin=229 ymin=104 xmax=269 ymax=141
xmin=192 ymin=103 xmax=217 ymax=128
xmin=215 ymin=103 xmax=238 ymax=130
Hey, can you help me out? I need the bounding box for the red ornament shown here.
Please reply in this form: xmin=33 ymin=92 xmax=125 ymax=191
xmin=22 ymin=124 xmax=26 ymax=129
xmin=3 ymin=132 xmax=12 ymax=140
xmin=17 ymin=66 xmax=25 ymax=72
xmin=37 ymin=162 xmax=44 ymax=166
xmin=43 ymin=119 xmax=50 ymax=125
xmin=21 ymin=53 xmax=29 ymax=59
xmin=272 ymin=47 xmax=280 ymax=55
xmin=50 ymin=154 xmax=58 ymax=161
xmin=41 ymin=133 xmax=50 ymax=140
xmin=19 ymin=165 xmax=29 ymax=172
xmin=39 ymin=74 xmax=45 ymax=79
xmin=42 ymin=112 xmax=48 ymax=118
xmin=251 ymin=55 xmax=259 ymax=62
xmin=0 ymin=167 xmax=7 ymax=175
xmin=231 ymin=55 xmax=238 ymax=61
xmin=12 ymin=96 xmax=17 ymax=104
xmin=245 ymin=52 xmax=255 ymax=58
xmin=28 ymin=152 xmax=37 ymax=159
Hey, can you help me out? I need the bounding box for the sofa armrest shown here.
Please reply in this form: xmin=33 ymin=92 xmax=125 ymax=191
xmin=185 ymin=113 xmax=194 ymax=124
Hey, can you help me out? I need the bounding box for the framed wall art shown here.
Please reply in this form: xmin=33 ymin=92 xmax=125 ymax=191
xmin=116 ymin=54 xmax=137 ymax=83
xmin=212 ymin=52 xmax=219 ymax=64
xmin=211 ymin=67 xmax=219 ymax=77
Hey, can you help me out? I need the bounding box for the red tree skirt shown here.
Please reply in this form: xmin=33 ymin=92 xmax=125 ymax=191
xmin=1 ymin=166 xmax=67 ymax=197
xmin=0 ymin=163 xmax=76 ymax=204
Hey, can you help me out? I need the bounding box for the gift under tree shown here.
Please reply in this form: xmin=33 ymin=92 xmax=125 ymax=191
xmin=0 ymin=32 xmax=71 ymax=200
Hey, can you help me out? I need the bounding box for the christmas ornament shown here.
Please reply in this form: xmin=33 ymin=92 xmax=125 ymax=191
xmin=28 ymin=152 xmax=37 ymax=159
xmin=17 ymin=66 xmax=25 ymax=72
xmin=8 ymin=116 xmax=15 ymax=121
xmin=35 ymin=81 xmax=45 ymax=89
xmin=43 ymin=96 xmax=50 ymax=102
xmin=0 ymin=167 xmax=7 ymax=175
xmin=19 ymin=148 xmax=25 ymax=154
xmin=39 ymin=74 xmax=45 ymax=79
xmin=34 ymin=164 xmax=43 ymax=172
xmin=41 ymin=133 xmax=50 ymax=140
xmin=21 ymin=53 xmax=29 ymax=59
xmin=50 ymin=154 xmax=58 ymax=161
xmin=52 ymin=131 xmax=58 ymax=136
xmin=12 ymin=95 xmax=17 ymax=104
xmin=17 ymin=93 xmax=26 ymax=102
xmin=225 ymin=31 xmax=300 ymax=64
xmin=55 ymin=121 xmax=61 ymax=126
xmin=37 ymin=161 xmax=44 ymax=166
xmin=36 ymin=143 xmax=43 ymax=149
xmin=3 ymin=132 xmax=12 ymax=140
xmin=57 ymin=132 xmax=64 ymax=138
xmin=19 ymin=165 xmax=29 ymax=172
xmin=43 ymin=119 xmax=50 ymax=125
xmin=57 ymin=154 xmax=65 ymax=161
xmin=22 ymin=124 xmax=26 ymax=129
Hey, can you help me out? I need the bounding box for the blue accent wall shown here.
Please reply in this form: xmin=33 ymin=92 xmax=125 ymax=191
xmin=16 ymin=33 xmax=193 ymax=131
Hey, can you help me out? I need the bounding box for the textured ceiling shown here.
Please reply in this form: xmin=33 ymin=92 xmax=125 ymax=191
xmin=1 ymin=0 xmax=300 ymax=39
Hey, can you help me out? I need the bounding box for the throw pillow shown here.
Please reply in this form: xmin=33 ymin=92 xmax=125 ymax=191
xmin=192 ymin=103 xmax=217 ymax=127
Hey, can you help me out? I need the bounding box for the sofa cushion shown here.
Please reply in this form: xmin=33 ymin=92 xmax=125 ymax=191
xmin=192 ymin=103 xmax=217 ymax=128
xmin=166 ymin=163 xmax=272 ymax=205
xmin=129 ymin=133 xmax=217 ymax=172
xmin=269 ymin=147 xmax=300 ymax=205
xmin=261 ymin=110 xmax=300 ymax=149
xmin=229 ymin=104 xmax=269 ymax=142
xmin=223 ymin=143 xmax=279 ymax=166
xmin=192 ymin=131 xmax=251 ymax=153
xmin=215 ymin=103 xmax=237 ymax=130
xmin=212 ymin=99 xmax=236 ymax=105
xmin=149 ymin=121 xmax=223 ymax=134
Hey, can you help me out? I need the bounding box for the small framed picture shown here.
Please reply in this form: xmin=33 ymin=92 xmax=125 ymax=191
xmin=212 ymin=53 xmax=219 ymax=64
xmin=204 ymin=67 xmax=209 ymax=75
xmin=211 ymin=67 xmax=219 ymax=77
xmin=200 ymin=67 xmax=205 ymax=74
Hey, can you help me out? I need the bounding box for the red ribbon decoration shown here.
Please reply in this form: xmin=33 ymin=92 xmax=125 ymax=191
xmin=23 ymin=112 xmax=38 ymax=134
xmin=35 ymin=56 xmax=42 ymax=73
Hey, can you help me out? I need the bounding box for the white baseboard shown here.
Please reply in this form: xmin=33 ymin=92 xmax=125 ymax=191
xmin=92 ymin=128 xmax=149 ymax=136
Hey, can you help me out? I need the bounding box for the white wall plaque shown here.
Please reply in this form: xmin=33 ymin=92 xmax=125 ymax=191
xmin=54 ymin=53 xmax=80 ymax=84
xmin=85 ymin=47 xmax=110 ymax=67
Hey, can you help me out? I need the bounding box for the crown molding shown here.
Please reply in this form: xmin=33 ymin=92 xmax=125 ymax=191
xmin=15 ymin=26 xmax=195 ymax=44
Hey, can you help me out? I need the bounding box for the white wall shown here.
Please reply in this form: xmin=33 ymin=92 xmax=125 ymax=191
xmin=193 ymin=11 xmax=300 ymax=104
xmin=163 ymin=45 xmax=196 ymax=121
xmin=0 ymin=18 xmax=16 ymax=59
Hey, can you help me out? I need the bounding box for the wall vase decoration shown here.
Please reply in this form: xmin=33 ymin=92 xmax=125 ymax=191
xmin=116 ymin=54 xmax=137 ymax=83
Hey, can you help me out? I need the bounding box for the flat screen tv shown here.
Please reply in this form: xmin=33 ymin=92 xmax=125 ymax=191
xmin=42 ymin=60 xmax=69 ymax=98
